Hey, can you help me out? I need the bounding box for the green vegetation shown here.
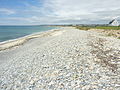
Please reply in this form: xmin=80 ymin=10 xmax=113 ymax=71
xmin=75 ymin=26 xmax=120 ymax=39
xmin=94 ymin=26 xmax=120 ymax=30
xmin=75 ymin=26 xmax=91 ymax=30
xmin=75 ymin=26 xmax=120 ymax=30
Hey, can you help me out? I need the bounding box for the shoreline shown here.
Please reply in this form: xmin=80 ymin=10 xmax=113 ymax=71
xmin=0 ymin=27 xmax=119 ymax=89
xmin=0 ymin=28 xmax=64 ymax=51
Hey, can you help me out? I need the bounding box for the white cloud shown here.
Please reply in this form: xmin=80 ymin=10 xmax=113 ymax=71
xmin=0 ymin=8 xmax=15 ymax=15
xmin=44 ymin=0 xmax=120 ymax=20
xmin=1 ymin=0 xmax=120 ymax=24
xmin=20 ymin=0 xmax=119 ymax=24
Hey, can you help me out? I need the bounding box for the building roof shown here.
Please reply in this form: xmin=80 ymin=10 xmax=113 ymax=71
xmin=109 ymin=19 xmax=119 ymax=26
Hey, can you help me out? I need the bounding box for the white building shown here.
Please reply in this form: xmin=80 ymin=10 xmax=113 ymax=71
xmin=109 ymin=19 xmax=119 ymax=26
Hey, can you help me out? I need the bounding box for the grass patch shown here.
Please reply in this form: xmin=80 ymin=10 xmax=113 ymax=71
xmin=94 ymin=26 xmax=120 ymax=30
xmin=75 ymin=26 xmax=120 ymax=30
xmin=75 ymin=26 xmax=120 ymax=38
xmin=75 ymin=26 xmax=91 ymax=30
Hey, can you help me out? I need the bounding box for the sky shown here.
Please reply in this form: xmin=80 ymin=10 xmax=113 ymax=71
xmin=0 ymin=0 xmax=120 ymax=25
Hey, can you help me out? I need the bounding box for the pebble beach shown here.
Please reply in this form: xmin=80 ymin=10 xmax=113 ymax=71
xmin=0 ymin=27 xmax=120 ymax=90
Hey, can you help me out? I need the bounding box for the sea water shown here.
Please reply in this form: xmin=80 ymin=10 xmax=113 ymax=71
xmin=0 ymin=25 xmax=57 ymax=42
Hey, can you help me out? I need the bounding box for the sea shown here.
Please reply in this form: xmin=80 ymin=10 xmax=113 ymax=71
xmin=0 ymin=25 xmax=57 ymax=42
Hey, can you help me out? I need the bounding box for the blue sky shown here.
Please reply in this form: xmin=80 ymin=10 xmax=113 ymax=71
xmin=0 ymin=0 xmax=120 ymax=25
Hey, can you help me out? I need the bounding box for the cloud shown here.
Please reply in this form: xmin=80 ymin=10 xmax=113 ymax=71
xmin=42 ymin=0 xmax=120 ymax=23
xmin=0 ymin=0 xmax=120 ymax=25
xmin=21 ymin=0 xmax=119 ymax=24
xmin=0 ymin=8 xmax=15 ymax=15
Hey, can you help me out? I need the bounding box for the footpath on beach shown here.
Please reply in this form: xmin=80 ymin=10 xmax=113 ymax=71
xmin=0 ymin=27 xmax=120 ymax=90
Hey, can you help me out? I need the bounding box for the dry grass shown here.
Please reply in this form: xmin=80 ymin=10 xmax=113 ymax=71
xmin=89 ymin=38 xmax=119 ymax=72
xmin=75 ymin=26 xmax=120 ymax=39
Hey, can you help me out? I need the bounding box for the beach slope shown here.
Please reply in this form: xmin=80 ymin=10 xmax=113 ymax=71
xmin=0 ymin=27 xmax=120 ymax=89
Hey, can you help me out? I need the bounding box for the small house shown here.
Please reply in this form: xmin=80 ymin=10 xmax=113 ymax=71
xmin=109 ymin=19 xmax=119 ymax=26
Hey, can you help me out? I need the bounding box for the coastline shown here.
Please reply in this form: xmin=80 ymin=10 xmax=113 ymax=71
xmin=0 ymin=27 xmax=119 ymax=89
xmin=0 ymin=27 xmax=64 ymax=51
